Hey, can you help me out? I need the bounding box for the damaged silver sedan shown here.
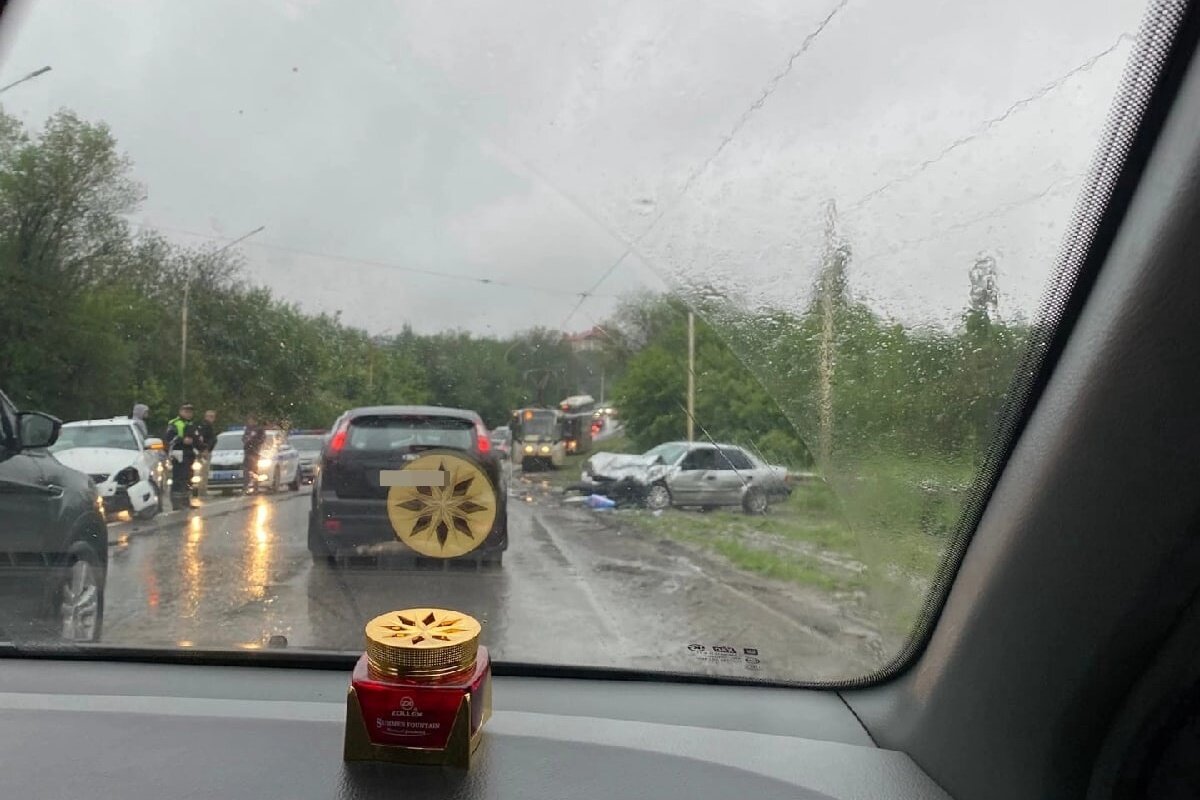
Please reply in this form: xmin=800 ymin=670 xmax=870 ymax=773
xmin=579 ymin=442 xmax=792 ymax=514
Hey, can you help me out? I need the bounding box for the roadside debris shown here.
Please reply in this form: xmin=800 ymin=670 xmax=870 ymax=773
xmin=585 ymin=494 xmax=617 ymax=511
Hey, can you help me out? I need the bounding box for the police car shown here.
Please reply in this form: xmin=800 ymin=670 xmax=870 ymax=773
xmin=205 ymin=428 xmax=301 ymax=494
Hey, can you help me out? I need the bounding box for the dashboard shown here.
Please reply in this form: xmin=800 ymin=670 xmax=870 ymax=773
xmin=0 ymin=658 xmax=949 ymax=799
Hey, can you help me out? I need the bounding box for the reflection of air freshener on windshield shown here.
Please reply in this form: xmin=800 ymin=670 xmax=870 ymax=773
xmin=344 ymin=608 xmax=492 ymax=768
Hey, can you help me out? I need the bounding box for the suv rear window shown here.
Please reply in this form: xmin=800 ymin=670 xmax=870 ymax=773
xmin=347 ymin=416 xmax=475 ymax=451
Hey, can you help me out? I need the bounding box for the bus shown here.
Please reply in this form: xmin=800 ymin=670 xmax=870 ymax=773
xmin=511 ymin=407 xmax=566 ymax=471
xmin=559 ymin=394 xmax=596 ymax=415
xmin=556 ymin=394 xmax=596 ymax=455
xmin=559 ymin=411 xmax=593 ymax=456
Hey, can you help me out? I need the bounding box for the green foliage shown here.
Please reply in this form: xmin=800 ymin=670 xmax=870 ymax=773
xmin=612 ymin=302 xmax=813 ymax=466
xmin=0 ymin=108 xmax=594 ymax=432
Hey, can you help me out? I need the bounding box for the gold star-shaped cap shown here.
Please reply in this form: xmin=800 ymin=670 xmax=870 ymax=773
xmin=365 ymin=608 xmax=482 ymax=679
xmin=386 ymin=452 xmax=498 ymax=559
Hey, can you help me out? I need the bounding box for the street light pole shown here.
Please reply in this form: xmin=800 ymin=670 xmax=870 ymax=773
xmin=181 ymin=225 xmax=265 ymax=400
xmin=0 ymin=65 xmax=51 ymax=96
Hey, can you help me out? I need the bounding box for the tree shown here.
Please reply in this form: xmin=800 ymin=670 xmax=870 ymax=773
xmin=0 ymin=109 xmax=142 ymax=411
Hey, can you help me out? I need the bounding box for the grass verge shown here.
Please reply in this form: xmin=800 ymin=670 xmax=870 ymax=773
xmin=602 ymin=458 xmax=967 ymax=641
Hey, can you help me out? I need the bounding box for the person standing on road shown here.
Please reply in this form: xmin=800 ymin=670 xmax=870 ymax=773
xmin=131 ymin=403 xmax=150 ymax=439
xmin=242 ymin=413 xmax=266 ymax=495
xmin=165 ymin=403 xmax=199 ymax=501
xmin=195 ymin=409 xmax=218 ymax=497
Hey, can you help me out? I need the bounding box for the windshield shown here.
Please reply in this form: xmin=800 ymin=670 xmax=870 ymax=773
xmin=51 ymin=425 xmax=138 ymax=452
xmin=214 ymin=433 xmax=243 ymax=450
xmin=0 ymin=0 xmax=1150 ymax=684
xmin=346 ymin=416 xmax=475 ymax=451
xmin=518 ymin=412 xmax=559 ymax=438
xmin=289 ymin=436 xmax=324 ymax=452
xmin=644 ymin=443 xmax=689 ymax=465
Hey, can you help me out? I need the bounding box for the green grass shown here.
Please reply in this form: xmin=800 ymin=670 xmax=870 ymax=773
xmin=628 ymin=489 xmax=867 ymax=594
xmin=609 ymin=457 xmax=971 ymax=640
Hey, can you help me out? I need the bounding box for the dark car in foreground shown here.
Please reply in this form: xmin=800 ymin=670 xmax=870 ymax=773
xmin=0 ymin=390 xmax=107 ymax=642
xmin=308 ymin=406 xmax=507 ymax=565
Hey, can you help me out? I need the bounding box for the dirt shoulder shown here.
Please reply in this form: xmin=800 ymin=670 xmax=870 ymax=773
xmin=524 ymin=479 xmax=890 ymax=682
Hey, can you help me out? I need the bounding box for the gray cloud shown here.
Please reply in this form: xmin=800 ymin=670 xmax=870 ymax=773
xmin=0 ymin=0 xmax=1147 ymax=334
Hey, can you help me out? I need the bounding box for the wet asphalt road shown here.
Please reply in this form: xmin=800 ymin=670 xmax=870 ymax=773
xmin=102 ymin=480 xmax=883 ymax=682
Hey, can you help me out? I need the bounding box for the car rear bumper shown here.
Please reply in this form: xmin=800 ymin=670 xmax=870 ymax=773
xmin=207 ymin=468 xmax=277 ymax=487
xmin=313 ymin=497 xmax=508 ymax=556
xmin=207 ymin=478 xmax=245 ymax=488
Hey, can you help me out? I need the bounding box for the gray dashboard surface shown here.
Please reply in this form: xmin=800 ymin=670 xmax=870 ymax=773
xmin=0 ymin=659 xmax=949 ymax=799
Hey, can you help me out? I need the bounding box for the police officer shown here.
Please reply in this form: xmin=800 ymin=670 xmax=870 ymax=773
xmin=242 ymin=413 xmax=266 ymax=495
xmin=165 ymin=403 xmax=199 ymax=502
xmin=194 ymin=409 xmax=218 ymax=496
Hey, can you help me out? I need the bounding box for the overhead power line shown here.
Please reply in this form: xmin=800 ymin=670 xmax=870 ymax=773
xmin=849 ymin=172 xmax=1084 ymax=272
xmin=845 ymin=34 xmax=1132 ymax=214
xmin=560 ymin=0 xmax=853 ymax=331
xmin=131 ymin=222 xmax=614 ymax=300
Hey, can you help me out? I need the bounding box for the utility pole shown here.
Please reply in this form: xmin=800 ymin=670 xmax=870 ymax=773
xmin=0 ymin=65 xmax=51 ymax=96
xmin=181 ymin=225 xmax=265 ymax=400
xmin=816 ymin=200 xmax=847 ymax=467
xmin=687 ymin=311 xmax=695 ymax=442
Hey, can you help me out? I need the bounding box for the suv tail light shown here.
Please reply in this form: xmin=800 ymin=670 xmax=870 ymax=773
xmin=329 ymin=422 xmax=349 ymax=454
xmin=476 ymin=424 xmax=491 ymax=454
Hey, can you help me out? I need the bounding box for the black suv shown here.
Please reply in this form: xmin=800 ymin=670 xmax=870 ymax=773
xmin=309 ymin=406 xmax=508 ymax=565
xmin=0 ymin=390 xmax=107 ymax=642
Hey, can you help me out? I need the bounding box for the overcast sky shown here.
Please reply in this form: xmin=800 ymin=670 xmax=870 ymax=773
xmin=0 ymin=0 xmax=1147 ymax=336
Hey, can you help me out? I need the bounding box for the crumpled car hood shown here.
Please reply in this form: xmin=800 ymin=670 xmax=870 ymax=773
xmin=52 ymin=447 xmax=139 ymax=479
xmin=586 ymin=452 xmax=669 ymax=483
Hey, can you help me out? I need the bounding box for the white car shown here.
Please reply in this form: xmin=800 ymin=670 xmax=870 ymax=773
xmin=50 ymin=417 xmax=169 ymax=519
xmin=581 ymin=441 xmax=792 ymax=513
xmin=205 ymin=429 xmax=301 ymax=494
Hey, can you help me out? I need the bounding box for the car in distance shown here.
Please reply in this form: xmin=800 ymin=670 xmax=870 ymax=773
xmin=0 ymin=390 xmax=107 ymax=642
xmin=49 ymin=417 xmax=169 ymax=519
xmin=309 ymin=405 xmax=507 ymax=566
xmin=489 ymin=425 xmax=512 ymax=460
xmin=288 ymin=432 xmax=325 ymax=484
xmin=206 ymin=428 xmax=301 ymax=494
xmin=581 ymin=441 xmax=791 ymax=514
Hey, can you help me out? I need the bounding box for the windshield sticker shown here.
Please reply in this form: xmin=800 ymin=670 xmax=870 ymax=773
xmin=687 ymin=644 xmax=763 ymax=672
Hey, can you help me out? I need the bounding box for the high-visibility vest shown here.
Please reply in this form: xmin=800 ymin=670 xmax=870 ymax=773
xmin=168 ymin=417 xmax=188 ymax=443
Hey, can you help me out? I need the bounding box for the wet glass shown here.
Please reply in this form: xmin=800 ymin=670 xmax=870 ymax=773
xmin=288 ymin=436 xmax=324 ymax=452
xmin=0 ymin=0 xmax=1149 ymax=682
xmin=51 ymin=425 xmax=139 ymax=452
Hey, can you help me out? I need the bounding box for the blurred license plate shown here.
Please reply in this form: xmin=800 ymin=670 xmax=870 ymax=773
xmin=213 ymin=470 xmax=241 ymax=481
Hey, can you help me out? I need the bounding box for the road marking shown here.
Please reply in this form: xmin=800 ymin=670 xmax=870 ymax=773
xmin=525 ymin=508 xmax=624 ymax=650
